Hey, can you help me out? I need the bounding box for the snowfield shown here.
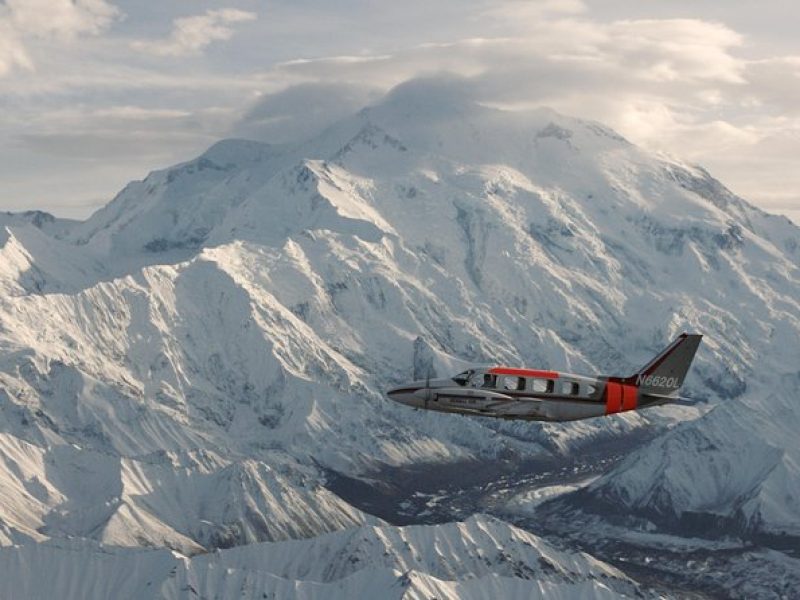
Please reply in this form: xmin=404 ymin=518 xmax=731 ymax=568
xmin=0 ymin=80 xmax=798 ymax=596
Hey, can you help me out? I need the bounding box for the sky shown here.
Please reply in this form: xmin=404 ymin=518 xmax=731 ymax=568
xmin=1 ymin=1 xmax=799 ymax=225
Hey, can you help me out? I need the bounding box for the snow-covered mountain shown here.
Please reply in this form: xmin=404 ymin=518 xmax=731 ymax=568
xmin=557 ymin=370 xmax=800 ymax=539
xmin=0 ymin=516 xmax=641 ymax=599
xmin=0 ymin=78 xmax=798 ymax=595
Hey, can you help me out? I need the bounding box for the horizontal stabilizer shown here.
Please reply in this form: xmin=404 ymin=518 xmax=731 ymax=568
xmin=640 ymin=391 xmax=697 ymax=405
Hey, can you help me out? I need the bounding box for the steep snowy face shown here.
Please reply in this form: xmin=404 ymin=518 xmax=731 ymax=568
xmin=0 ymin=211 xmax=76 ymax=238
xmin=65 ymin=140 xmax=286 ymax=259
xmin=0 ymin=83 xmax=799 ymax=549
xmin=0 ymin=210 xmax=100 ymax=295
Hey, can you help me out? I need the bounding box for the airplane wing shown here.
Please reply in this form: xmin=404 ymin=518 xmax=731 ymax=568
xmin=425 ymin=387 xmax=515 ymax=401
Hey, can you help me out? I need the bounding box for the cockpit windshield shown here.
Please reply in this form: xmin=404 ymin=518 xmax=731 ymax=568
xmin=452 ymin=370 xmax=473 ymax=386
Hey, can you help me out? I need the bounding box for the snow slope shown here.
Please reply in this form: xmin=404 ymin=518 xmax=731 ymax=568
xmin=0 ymin=433 xmax=370 ymax=553
xmin=0 ymin=516 xmax=641 ymax=599
xmin=0 ymin=79 xmax=798 ymax=594
xmin=564 ymin=371 xmax=800 ymax=538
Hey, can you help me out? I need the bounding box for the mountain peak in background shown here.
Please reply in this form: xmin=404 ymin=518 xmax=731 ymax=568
xmin=0 ymin=88 xmax=798 ymax=597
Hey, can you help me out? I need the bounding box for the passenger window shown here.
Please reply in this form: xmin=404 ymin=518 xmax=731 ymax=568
xmin=502 ymin=376 xmax=524 ymax=391
xmin=561 ymin=381 xmax=580 ymax=395
xmin=480 ymin=374 xmax=497 ymax=388
xmin=585 ymin=384 xmax=597 ymax=397
xmin=532 ymin=379 xmax=555 ymax=393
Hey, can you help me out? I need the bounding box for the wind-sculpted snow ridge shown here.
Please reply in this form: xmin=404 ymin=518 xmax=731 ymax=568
xmin=0 ymin=226 xmax=106 ymax=295
xmin=0 ymin=434 xmax=371 ymax=553
xmin=0 ymin=515 xmax=644 ymax=599
xmin=0 ymin=80 xmax=798 ymax=593
xmin=186 ymin=514 xmax=631 ymax=584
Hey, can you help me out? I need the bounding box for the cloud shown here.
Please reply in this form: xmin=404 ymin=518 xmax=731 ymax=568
xmin=9 ymin=103 xmax=228 ymax=160
xmin=742 ymin=56 xmax=800 ymax=115
xmin=269 ymin=18 xmax=748 ymax=93
xmin=16 ymin=129 xmax=205 ymax=160
xmin=0 ymin=20 xmax=32 ymax=76
xmin=479 ymin=0 xmax=587 ymax=22
xmin=250 ymin=19 xmax=752 ymax=151
xmin=252 ymin=17 xmax=777 ymax=155
xmin=0 ymin=0 xmax=119 ymax=76
xmin=4 ymin=0 xmax=119 ymax=38
xmin=234 ymin=14 xmax=799 ymax=222
xmin=132 ymin=8 xmax=257 ymax=57
xmin=232 ymin=82 xmax=382 ymax=143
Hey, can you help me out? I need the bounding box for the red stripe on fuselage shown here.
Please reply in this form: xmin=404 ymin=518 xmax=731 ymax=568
xmin=621 ymin=384 xmax=638 ymax=411
xmin=605 ymin=382 xmax=638 ymax=414
xmin=489 ymin=367 xmax=560 ymax=379
xmin=604 ymin=382 xmax=623 ymax=414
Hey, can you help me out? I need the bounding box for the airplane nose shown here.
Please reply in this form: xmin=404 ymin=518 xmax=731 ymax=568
xmin=386 ymin=385 xmax=417 ymax=406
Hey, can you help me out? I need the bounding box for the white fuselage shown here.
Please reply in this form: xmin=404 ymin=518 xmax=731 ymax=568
xmin=386 ymin=368 xmax=618 ymax=422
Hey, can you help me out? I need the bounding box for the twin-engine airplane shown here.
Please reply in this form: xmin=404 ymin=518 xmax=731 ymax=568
xmin=387 ymin=333 xmax=702 ymax=422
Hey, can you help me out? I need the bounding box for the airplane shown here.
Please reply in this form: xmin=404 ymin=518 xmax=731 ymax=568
xmin=387 ymin=333 xmax=702 ymax=422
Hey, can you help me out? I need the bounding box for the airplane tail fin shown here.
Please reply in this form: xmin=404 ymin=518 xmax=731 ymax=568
xmin=625 ymin=333 xmax=703 ymax=395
